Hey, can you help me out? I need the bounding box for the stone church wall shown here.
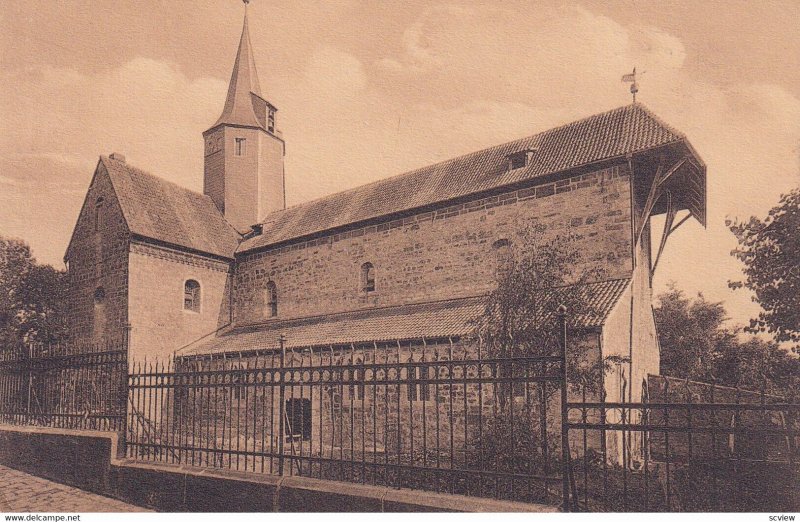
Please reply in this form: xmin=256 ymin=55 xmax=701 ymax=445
xmin=169 ymin=332 xmax=604 ymax=473
xmin=233 ymin=164 xmax=634 ymax=326
xmin=65 ymin=164 xmax=130 ymax=350
xmin=127 ymin=242 xmax=232 ymax=362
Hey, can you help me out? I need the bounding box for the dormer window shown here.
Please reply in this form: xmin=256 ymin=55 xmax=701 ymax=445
xmin=507 ymin=149 xmax=536 ymax=171
xmin=235 ymin=138 xmax=246 ymax=156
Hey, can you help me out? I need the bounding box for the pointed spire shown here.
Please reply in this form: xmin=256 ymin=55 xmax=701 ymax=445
xmin=213 ymin=2 xmax=264 ymax=129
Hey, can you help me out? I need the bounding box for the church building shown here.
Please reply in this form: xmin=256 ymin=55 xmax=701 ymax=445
xmin=64 ymin=7 xmax=706 ymax=408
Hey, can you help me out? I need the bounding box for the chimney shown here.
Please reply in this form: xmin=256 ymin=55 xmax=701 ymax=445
xmin=109 ymin=152 xmax=126 ymax=163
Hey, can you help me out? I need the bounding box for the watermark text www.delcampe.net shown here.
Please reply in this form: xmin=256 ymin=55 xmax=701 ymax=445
xmin=5 ymin=513 xmax=81 ymax=522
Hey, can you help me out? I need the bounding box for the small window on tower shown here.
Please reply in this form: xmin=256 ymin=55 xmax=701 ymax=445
xmin=93 ymin=287 xmax=106 ymax=341
xmin=184 ymin=280 xmax=201 ymax=313
xmin=94 ymin=197 xmax=104 ymax=232
xmin=235 ymin=138 xmax=246 ymax=156
xmin=268 ymin=109 xmax=275 ymax=133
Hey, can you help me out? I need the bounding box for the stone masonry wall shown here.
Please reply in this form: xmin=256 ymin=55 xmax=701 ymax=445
xmin=128 ymin=242 xmax=232 ymax=362
xmin=65 ymin=163 xmax=130 ymax=350
xmin=160 ymin=332 xmax=604 ymax=478
xmin=233 ymin=164 xmax=633 ymax=325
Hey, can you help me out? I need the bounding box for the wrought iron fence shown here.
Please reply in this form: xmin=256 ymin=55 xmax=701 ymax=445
xmin=3 ymin=318 xmax=795 ymax=511
xmin=126 ymin=337 xmax=569 ymax=505
xmin=0 ymin=343 xmax=127 ymax=431
xmin=565 ymin=378 xmax=800 ymax=512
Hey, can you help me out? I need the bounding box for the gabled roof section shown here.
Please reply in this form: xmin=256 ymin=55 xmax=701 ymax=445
xmin=527 ymin=278 xmax=631 ymax=328
xmin=101 ymin=156 xmax=241 ymax=259
xmin=212 ymin=8 xmax=264 ymax=130
xmin=177 ymin=278 xmax=630 ymax=357
xmin=240 ymin=103 xmax=690 ymax=253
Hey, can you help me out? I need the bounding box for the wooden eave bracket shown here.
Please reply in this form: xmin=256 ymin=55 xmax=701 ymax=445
xmin=651 ymin=192 xmax=693 ymax=276
xmin=635 ymin=155 xmax=689 ymax=246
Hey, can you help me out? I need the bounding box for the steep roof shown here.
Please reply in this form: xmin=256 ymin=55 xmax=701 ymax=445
xmin=101 ymin=155 xmax=241 ymax=258
xmin=240 ymin=103 xmax=688 ymax=253
xmin=211 ymin=8 xmax=264 ymax=130
xmin=177 ymin=278 xmax=630 ymax=357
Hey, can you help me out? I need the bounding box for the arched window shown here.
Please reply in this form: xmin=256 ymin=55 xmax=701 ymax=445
xmin=184 ymin=280 xmax=200 ymax=312
xmin=361 ymin=262 xmax=375 ymax=293
xmin=266 ymin=281 xmax=278 ymax=317
xmin=492 ymin=239 xmax=513 ymax=278
xmin=94 ymin=197 xmax=104 ymax=232
xmin=93 ymin=287 xmax=106 ymax=339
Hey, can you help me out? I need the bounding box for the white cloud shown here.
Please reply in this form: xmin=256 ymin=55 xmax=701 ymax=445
xmin=304 ymin=46 xmax=369 ymax=100
xmin=0 ymin=58 xmax=227 ymax=264
xmin=0 ymin=58 xmax=226 ymax=193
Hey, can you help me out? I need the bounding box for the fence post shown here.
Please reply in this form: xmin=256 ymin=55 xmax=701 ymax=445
xmin=557 ymin=304 xmax=571 ymax=512
xmin=123 ymin=323 xmax=132 ymax=352
xmin=278 ymin=334 xmax=287 ymax=476
xmin=26 ymin=343 xmax=33 ymax=416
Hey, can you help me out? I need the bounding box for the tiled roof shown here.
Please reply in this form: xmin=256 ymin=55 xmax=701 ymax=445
xmin=101 ymin=156 xmax=241 ymax=259
xmin=240 ymin=103 xmax=686 ymax=253
xmin=534 ymin=278 xmax=630 ymax=328
xmin=179 ymin=296 xmax=486 ymax=356
xmin=178 ymin=278 xmax=630 ymax=357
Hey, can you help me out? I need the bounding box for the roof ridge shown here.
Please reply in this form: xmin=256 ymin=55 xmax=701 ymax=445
xmin=98 ymin=155 xmax=242 ymax=258
xmin=629 ymin=102 xmax=686 ymax=140
xmin=101 ymin=155 xmax=206 ymax=200
xmin=100 ymin=155 xmax=242 ymax=238
xmin=243 ymin=103 xmax=694 ymax=253
xmin=262 ymin=104 xmax=644 ymax=223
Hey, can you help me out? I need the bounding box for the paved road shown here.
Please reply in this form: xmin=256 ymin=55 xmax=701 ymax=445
xmin=0 ymin=465 xmax=150 ymax=513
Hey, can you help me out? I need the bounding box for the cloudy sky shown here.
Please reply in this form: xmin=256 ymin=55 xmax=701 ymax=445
xmin=1 ymin=0 xmax=798 ymax=330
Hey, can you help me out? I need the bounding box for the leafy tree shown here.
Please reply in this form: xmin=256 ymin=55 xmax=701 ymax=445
xmin=470 ymin=224 xmax=623 ymax=482
xmin=0 ymin=236 xmax=68 ymax=353
xmin=728 ymin=188 xmax=800 ymax=346
xmin=652 ymin=284 xmax=737 ymax=382
xmin=472 ymin=224 xmax=611 ymax=403
xmin=713 ymin=335 xmax=799 ymax=394
xmin=654 ymin=285 xmax=799 ymax=394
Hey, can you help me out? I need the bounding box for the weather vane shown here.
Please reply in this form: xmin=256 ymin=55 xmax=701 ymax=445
xmin=621 ymin=67 xmax=639 ymax=103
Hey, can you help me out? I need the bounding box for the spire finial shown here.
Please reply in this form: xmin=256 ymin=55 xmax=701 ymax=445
xmin=210 ymin=0 xmax=263 ymax=129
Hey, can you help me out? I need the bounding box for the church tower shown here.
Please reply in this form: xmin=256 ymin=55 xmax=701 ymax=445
xmin=203 ymin=2 xmax=285 ymax=233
